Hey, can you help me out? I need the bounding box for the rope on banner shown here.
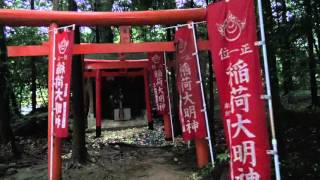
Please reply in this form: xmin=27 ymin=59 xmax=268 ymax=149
xmin=189 ymin=21 xmax=215 ymax=167
xmin=163 ymin=21 xmax=207 ymax=30
xmin=255 ymin=40 xmax=265 ymax=46
xmin=48 ymin=24 xmax=76 ymax=32
xmin=256 ymin=0 xmax=282 ymax=179
xmin=164 ymin=52 xmax=175 ymax=144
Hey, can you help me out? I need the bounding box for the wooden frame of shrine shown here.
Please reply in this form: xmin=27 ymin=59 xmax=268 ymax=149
xmin=83 ymin=58 xmax=153 ymax=137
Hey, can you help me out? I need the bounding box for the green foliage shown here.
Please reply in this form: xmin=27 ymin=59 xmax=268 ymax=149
xmin=216 ymin=150 xmax=229 ymax=162
xmin=6 ymin=26 xmax=48 ymax=111
xmin=267 ymin=0 xmax=320 ymax=100
xmin=188 ymin=163 xmax=215 ymax=180
xmin=187 ymin=150 xmax=230 ymax=180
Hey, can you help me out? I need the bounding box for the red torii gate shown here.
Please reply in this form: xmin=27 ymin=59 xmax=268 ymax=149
xmin=83 ymin=58 xmax=156 ymax=137
xmin=2 ymin=8 xmax=210 ymax=180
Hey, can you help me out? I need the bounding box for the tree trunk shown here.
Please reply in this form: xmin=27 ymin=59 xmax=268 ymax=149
xmin=166 ymin=27 xmax=182 ymax=136
xmin=207 ymin=51 xmax=216 ymax=149
xmin=30 ymin=0 xmax=37 ymax=112
xmin=31 ymin=57 xmax=37 ymax=112
xmin=95 ymin=0 xmax=114 ymax=43
xmin=277 ymin=0 xmax=293 ymax=95
xmin=163 ymin=1 xmax=181 ymax=136
xmin=83 ymin=78 xmax=95 ymax=129
xmin=10 ymin=89 xmax=21 ymax=119
xmin=86 ymin=79 xmax=94 ymax=120
xmin=304 ymin=0 xmax=318 ymax=106
xmin=262 ymin=0 xmax=284 ymax=115
xmin=0 ymin=11 xmax=20 ymax=157
xmin=313 ymin=1 xmax=320 ymax=78
xmin=68 ymin=0 xmax=87 ymax=164
xmin=53 ymin=0 xmax=59 ymax=10
xmin=93 ymin=1 xmax=100 ymax=43
xmin=206 ymin=0 xmax=217 ymax=149
xmin=262 ymin=0 xmax=286 ymax=158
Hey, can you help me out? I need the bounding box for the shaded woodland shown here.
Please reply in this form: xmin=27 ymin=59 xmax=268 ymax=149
xmin=0 ymin=0 xmax=319 ymax=179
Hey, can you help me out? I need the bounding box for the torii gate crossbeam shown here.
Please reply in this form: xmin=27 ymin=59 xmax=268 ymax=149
xmin=6 ymin=41 xmax=210 ymax=57
xmin=0 ymin=8 xmax=206 ymax=26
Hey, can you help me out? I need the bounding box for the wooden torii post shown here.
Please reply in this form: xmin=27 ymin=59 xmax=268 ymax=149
xmin=2 ymin=8 xmax=211 ymax=179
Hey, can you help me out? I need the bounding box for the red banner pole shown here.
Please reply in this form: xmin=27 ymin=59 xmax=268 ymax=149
xmin=48 ymin=23 xmax=61 ymax=180
xmin=195 ymin=138 xmax=209 ymax=168
xmin=189 ymin=21 xmax=214 ymax=167
xmin=95 ymin=70 xmax=102 ymax=137
xmin=163 ymin=113 xmax=172 ymax=140
xmin=144 ymin=68 xmax=153 ymax=130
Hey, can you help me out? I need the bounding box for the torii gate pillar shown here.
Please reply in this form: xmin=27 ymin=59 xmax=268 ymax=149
xmin=195 ymin=138 xmax=209 ymax=168
xmin=163 ymin=113 xmax=172 ymax=140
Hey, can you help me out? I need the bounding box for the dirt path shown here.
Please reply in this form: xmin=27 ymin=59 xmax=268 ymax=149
xmin=116 ymin=147 xmax=190 ymax=180
xmin=1 ymin=122 xmax=215 ymax=180
xmin=61 ymin=145 xmax=195 ymax=180
xmin=3 ymin=145 xmax=195 ymax=180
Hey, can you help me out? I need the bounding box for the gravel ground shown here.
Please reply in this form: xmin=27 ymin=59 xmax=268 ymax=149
xmin=1 ymin=121 xmax=216 ymax=180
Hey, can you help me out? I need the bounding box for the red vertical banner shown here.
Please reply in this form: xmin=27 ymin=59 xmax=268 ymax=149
xmin=207 ymin=0 xmax=270 ymax=179
xmin=53 ymin=29 xmax=74 ymax=138
xmin=175 ymin=26 xmax=207 ymax=141
xmin=149 ymin=52 xmax=168 ymax=115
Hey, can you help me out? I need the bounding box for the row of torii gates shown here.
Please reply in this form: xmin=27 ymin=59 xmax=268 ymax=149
xmin=1 ymin=8 xmax=212 ymax=180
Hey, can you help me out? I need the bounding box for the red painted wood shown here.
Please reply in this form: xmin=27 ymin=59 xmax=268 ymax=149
xmin=0 ymin=8 xmax=206 ymax=26
xmin=84 ymin=59 xmax=149 ymax=63
xmin=195 ymin=138 xmax=209 ymax=168
xmin=85 ymin=60 xmax=150 ymax=70
xmin=7 ymin=44 xmax=49 ymax=57
xmin=143 ymin=69 xmax=153 ymax=124
xmin=74 ymin=42 xmax=174 ymax=55
xmin=48 ymin=23 xmax=61 ymax=180
xmin=84 ymin=71 xmax=144 ymax=78
xmin=163 ymin=114 xmax=172 ymax=140
xmin=7 ymin=40 xmax=210 ymax=57
xmin=95 ymin=70 xmax=102 ymax=130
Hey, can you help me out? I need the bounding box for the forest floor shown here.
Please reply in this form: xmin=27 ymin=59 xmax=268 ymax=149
xmin=0 ymin=121 xmax=216 ymax=180
xmin=1 ymin=93 xmax=320 ymax=180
